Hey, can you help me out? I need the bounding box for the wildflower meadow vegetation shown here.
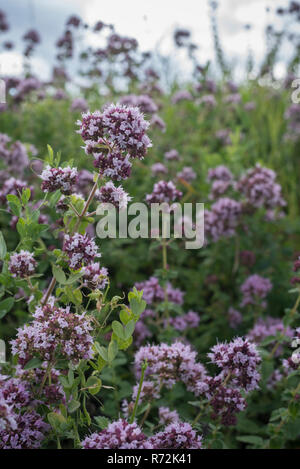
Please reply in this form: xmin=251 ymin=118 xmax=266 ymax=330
xmin=1 ymin=2 xmax=300 ymax=451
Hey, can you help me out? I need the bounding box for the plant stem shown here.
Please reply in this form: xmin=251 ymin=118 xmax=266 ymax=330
xmin=41 ymin=174 xmax=100 ymax=306
xmin=270 ymin=290 xmax=300 ymax=358
xmin=129 ymin=361 xmax=147 ymax=424
xmin=38 ymin=360 xmax=53 ymax=396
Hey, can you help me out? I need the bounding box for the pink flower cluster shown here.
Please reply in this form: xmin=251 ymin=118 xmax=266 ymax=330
xmin=176 ymin=166 xmax=196 ymax=182
xmin=247 ymin=317 xmax=293 ymax=355
xmin=119 ymin=94 xmax=158 ymax=114
xmin=81 ymin=418 xmax=202 ymax=449
xmin=9 ymin=250 xmax=37 ymax=278
xmin=164 ymin=149 xmax=180 ymax=161
xmin=237 ymin=164 xmax=286 ymax=210
xmin=149 ymin=422 xmax=202 ymax=449
xmin=82 ymin=419 xmax=152 ymax=449
xmin=165 ymin=311 xmax=200 ymax=331
xmin=240 ymin=274 xmax=272 ymax=308
xmin=82 ymin=262 xmax=109 ymax=290
xmin=41 ymin=165 xmax=78 ymax=195
xmin=134 ymin=341 xmax=207 ymax=390
xmin=93 ymin=150 xmax=132 ymax=181
xmin=0 ymin=134 xmax=29 ymax=175
xmin=77 ymin=103 xmax=152 ymax=159
xmin=135 ymin=276 xmax=184 ymax=306
xmin=146 ymin=180 xmax=182 ymax=204
xmin=0 ymin=398 xmax=16 ymax=432
xmin=0 ymin=177 xmax=28 ymax=205
xmin=205 ymin=197 xmax=242 ymax=242
xmin=95 ymin=181 xmax=131 ymax=209
xmin=208 ymin=337 xmax=261 ymax=392
xmin=158 ymin=406 xmax=180 ymax=426
xmin=63 ymin=233 xmax=99 ymax=270
xmin=0 ymin=410 xmax=50 ymax=449
xmin=11 ymin=303 xmax=94 ymax=365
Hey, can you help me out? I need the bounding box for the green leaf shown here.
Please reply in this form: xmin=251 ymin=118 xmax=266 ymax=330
xmin=16 ymin=218 xmax=27 ymax=238
xmin=48 ymin=412 xmax=66 ymax=430
xmin=124 ymin=319 xmax=135 ymax=340
xmin=94 ymin=343 xmax=108 ymax=362
xmin=23 ymin=357 xmax=43 ymax=370
xmin=21 ymin=188 xmax=31 ymax=205
xmin=94 ymin=416 xmax=110 ymax=429
xmin=0 ymin=232 xmax=7 ymax=260
xmin=47 ymin=144 xmax=54 ymax=164
xmin=65 ymin=272 xmax=83 ymax=285
xmin=52 ymin=265 xmax=66 ymax=284
xmin=86 ymin=376 xmax=102 ymax=395
xmin=236 ymin=435 xmax=264 ymax=446
xmin=49 ymin=190 xmax=61 ymax=208
xmin=108 ymin=340 xmax=118 ymax=363
xmin=0 ymin=297 xmax=14 ymax=319
xmin=112 ymin=321 xmax=125 ymax=340
xmin=68 ymin=399 xmax=80 ymax=414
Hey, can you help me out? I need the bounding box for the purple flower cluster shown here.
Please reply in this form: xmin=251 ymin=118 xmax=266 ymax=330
xmin=0 ymin=398 xmax=16 ymax=432
xmin=41 ymin=165 xmax=78 ymax=195
xmin=240 ymin=274 xmax=272 ymax=308
xmin=135 ymin=276 xmax=184 ymax=306
xmin=208 ymin=337 xmax=261 ymax=392
xmin=164 ymin=149 xmax=180 ymax=161
xmin=77 ymin=104 xmax=152 ymax=159
xmin=0 ymin=377 xmax=31 ymax=411
xmin=146 ymin=180 xmax=182 ymax=204
xmin=199 ymin=94 xmax=216 ymax=108
xmin=290 ymin=328 xmax=300 ymax=365
xmin=0 ymin=134 xmax=30 ymax=175
xmin=63 ymin=233 xmax=99 ymax=270
xmin=81 ymin=418 xmax=202 ymax=449
xmin=134 ymin=341 xmax=207 ymax=390
xmin=82 ymin=262 xmax=109 ymax=290
xmin=177 ymin=167 xmax=196 ymax=183
xmin=150 ymin=114 xmax=166 ymax=133
xmin=0 ymin=177 xmax=28 ymax=205
xmin=215 ymin=129 xmax=231 ymax=146
xmin=247 ymin=317 xmax=293 ymax=355
xmin=132 ymin=380 xmax=161 ymax=402
xmin=284 ymin=104 xmax=300 ymax=141
xmin=93 ymin=150 xmax=132 ymax=181
xmin=158 ymin=407 xmax=180 ymax=426
xmin=203 ymin=376 xmax=246 ymax=426
xmin=95 ymin=181 xmax=131 ymax=209
xmin=150 ymin=422 xmax=202 ymax=449
xmin=14 ymin=77 xmax=41 ymax=103
xmin=291 ymin=256 xmax=300 ymax=285
xmin=207 ymin=166 xmax=233 ymax=199
xmin=81 ymin=419 xmax=152 ymax=449
xmin=9 ymin=250 xmax=37 ymax=278
xmin=70 ymin=97 xmax=88 ymax=112
xmin=228 ymin=307 xmax=243 ymax=329
xmin=0 ymin=410 xmax=49 ymax=449
xmin=207 ymin=166 xmax=233 ymax=182
xmin=172 ymin=90 xmax=193 ymax=104
xmin=11 ymin=303 xmax=94 ymax=365
xmin=151 ymin=162 xmax=168 ymax=176
xmin=205 ymin=198 xmax=242 ymax=242
xmin=165 ymin=311 xmax=200 ymax=332
xmin=237 ymin=164 xmax=286 ymax=210
xmin=119 ymin=94 xmax=158 ymax=114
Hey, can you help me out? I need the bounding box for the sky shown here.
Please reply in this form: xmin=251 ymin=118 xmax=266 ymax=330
xmin=0 ymin=0 xmax=293 ymax=81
